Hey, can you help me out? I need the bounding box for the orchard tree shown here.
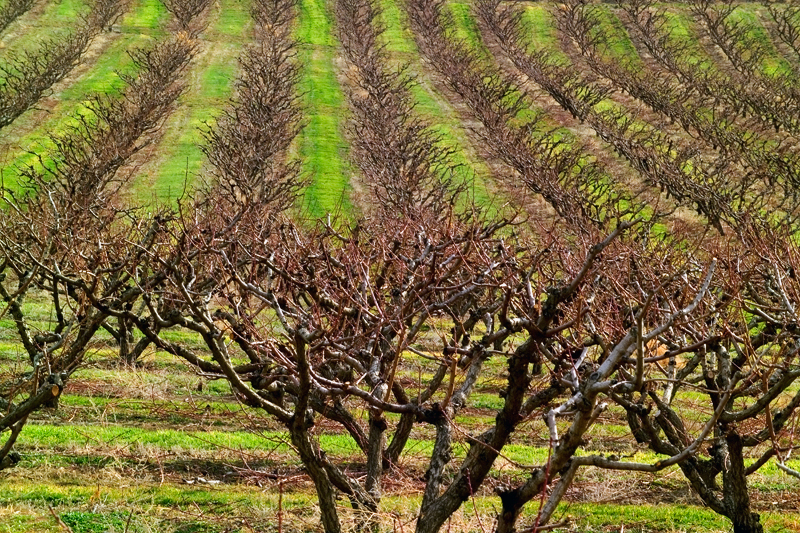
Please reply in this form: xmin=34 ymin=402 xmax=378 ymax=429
xmin=0 ymin=34 xmax=193 ymax=469
xmin=612 ymin=224 xmax=800 ymax=533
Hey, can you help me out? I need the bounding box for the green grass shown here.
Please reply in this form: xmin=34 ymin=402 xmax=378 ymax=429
xmin=116 ymin=0 xmax=169 ymax=33
xmin=60 ymin=511 xmax=128 ymax=533
xmin=18 ymin=423 xmax=289 ymax=453
xmin=60 ymin=395 xmax=244 ymax=422
xmin=446 ymin=1 xmax=488 ymax=60
xmin=377 ymin=0 xmax=415 ymax=53
xmin=128 ymin=0 xmax=250 ymax=202
xmin=728 ymin=5 xmax=793 ymax=77
xmin=295 ymin=0 xmax=352 ymax=218
xmin=0 ymin=0 xmax=169 ymax=189
xmin=0 ymin=480 xmax=319 ymax=533
xmin=0 ymin=0 xmax=89 ymax=57
xmin=521 ymin=4 xmax=569 ymax=64
xmin=595 ymin=5 xmax=641 ymax=69
xmin=661 ymin=9 xmax=708 ymax=68
xmin=378 ymin=0 xmax=496 ymax=210
xmin=3 ymin=480 xmax=798 ymax=533
xmin=18 ymin=411 xmax=673 ymax=479
xmin=565 ymin=502 xmax=732 ymax=532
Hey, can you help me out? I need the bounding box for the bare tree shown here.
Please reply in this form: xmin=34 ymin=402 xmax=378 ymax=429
xmin=161 ymin=0 xmax=212 ymax=31
xmin=0 ymin=0 xmax=36 ymax=35
xmin=0 ymin=0 xmax=126 ymax=130
xmin=0 ymin=34 xmax=193 ymax=468
xmin=611 ymin=225 xmax=800 ymax=533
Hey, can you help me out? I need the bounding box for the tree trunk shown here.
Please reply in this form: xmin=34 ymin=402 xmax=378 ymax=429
xmin=731 ymin=513 xmax=764 ymax=533
xmin=124 ymin=336 xmax=152 ymax=366
xmin=495 ymin=485 xmax=526 ymax=533
xmin=118 ymin=316 xmax=130 ymax=362
xmin=723 ymin=432 xmax=763 ymax=533
xmin=385 ymin=410 xmax=414 ymax=466
xmin=363 ymin=414 xmax=385 ymax=533
xmin=290 ymin=430 xmax=341 ymax=533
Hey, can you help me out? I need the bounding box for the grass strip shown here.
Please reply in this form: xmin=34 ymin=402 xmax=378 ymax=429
xmin=659 ymin=9 xmax=707 ymax=67
xmin=0 ymin=0 xmax=168 ymax=187
xmin=0 ymin=0 xmax=89 ymax=56
xmin=0 ymin=0 xmax=36 ymax=36
xmin=0 ymin=0 xmax=128 ymax=131
xmin=128 ymin=0 xmax=250 ymax=202
xmin=295 ymin=0 xmax=351 ymax=218
xmin=729 ymin=5 xmax=792 ymax=77
xmin=594 ymin=4 xmax=641 ymax=69
xmin=446 ymin=1 xmax=488 ymax=60
xmin=379 ymin=0 xmax=495 ymax=210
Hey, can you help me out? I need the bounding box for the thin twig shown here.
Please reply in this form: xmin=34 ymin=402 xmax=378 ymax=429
xmin=48 ymin=505 xmax=75 ymax=533
xmin=123 ymin=510 xmax=134 ymax=533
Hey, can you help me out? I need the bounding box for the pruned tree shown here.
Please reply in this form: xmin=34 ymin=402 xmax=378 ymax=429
xmin=0 ymin=0 xmax=126 ymax=130
xmin=3 ymin=3 xmax=800 ymax=533
xmin=610 ymin=224 xmax=800 ymax=533
xmin=0 ymin=0 xmax=36 ymax=35
xmin=0 ymin=34 xmax=193 ymax=468
xmin=161 ymin=0 xmax=212 ymax=31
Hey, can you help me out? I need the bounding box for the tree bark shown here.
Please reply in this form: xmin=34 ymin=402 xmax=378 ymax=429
xmin=724 ymin=433 xmax=763 ymax=533
xmin=290 ymin=430 xmax=341 ymax=533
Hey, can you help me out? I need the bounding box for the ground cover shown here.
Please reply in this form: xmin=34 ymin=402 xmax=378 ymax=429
xmin=4 ymin=342 xmax=800 ymax=532
xmin=378 ymin=0 xmax=496 ymax=209
xmin=0 ymin=0 xmax=87 ymax=55
xmin=660 ymin=8 xmax=707 ymax=66
xmin=127 ymin=0 xmax=250 ymax=202
xmin=295 ymin=0 xmax=351 ymax=218
xmin=0 ymin=0 xmax=168 ymax=186
xmin=594 ymin=5 xmax=642 ymax=69
xmin=0 ymin=0 xmax=38 ymax=36
xmin=519 ymin=4 xmax=568 ymax=64
xmin=446 ymin=1 xmax=488 ymax=60
xmin=725 ymin=4 xmax=792 ymax=76
xmin=4 ymin=1 xmax=800 ymax=532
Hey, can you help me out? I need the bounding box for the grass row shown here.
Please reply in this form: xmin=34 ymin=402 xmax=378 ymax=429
xmin=1 ymin=0 xmax=250 ymax=201
xmin=1 ymin=477 xmax=798 ymax=533
xmin=0 ymin=0 xmax=169 ymax=187
xmin=378 ymin=0 xmax=496 ymax=209
xmin=295 ymin=0 xmax=352 ymax=218
xmin=128 ymin=0 xmax=251 ymax=202
xmin=712 ymin=3 xmax=792 ymax=77
xmin=0 ymin=0 xmax=88 ymax=57
xmin=21 ymin=388 xmax=800 ymax=484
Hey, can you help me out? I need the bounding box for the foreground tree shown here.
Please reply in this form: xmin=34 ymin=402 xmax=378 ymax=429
xmin=113 ymin=2 xmax=664 ymax=531
xmin=612 ymin=225 xmax=800 ymax=533
xmin=0 ymin=34 xmax=193 ymax=468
